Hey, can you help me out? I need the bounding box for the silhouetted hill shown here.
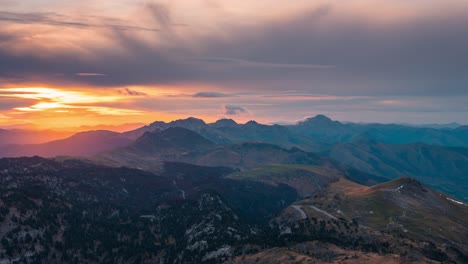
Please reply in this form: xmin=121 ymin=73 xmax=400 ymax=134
xmin=0 ymin=130 xmax=133 ymax=158
xmin=122 ymin=117 xmax=207 ymax=140
xmin=0 ymin=129 xmax=73 ymax=146
xmin=211 ymin=118 xmax=238 ymax=128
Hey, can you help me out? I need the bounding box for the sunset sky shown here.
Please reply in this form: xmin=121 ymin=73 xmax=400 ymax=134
xmin=1 ymin=0 xmax=467 ymax=129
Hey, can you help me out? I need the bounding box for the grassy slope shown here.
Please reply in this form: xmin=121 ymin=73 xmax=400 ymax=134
xmin=296 ymin=178 xmax=468 ymax=251
xmin=227 ymin=164 xmax=343 ymax=197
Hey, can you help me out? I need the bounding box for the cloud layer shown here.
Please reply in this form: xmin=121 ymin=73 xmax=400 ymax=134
xmin=0 ymin=1 xmax=466 ymax=96
xmin=0 ymin=1 xmax=467 ymax=125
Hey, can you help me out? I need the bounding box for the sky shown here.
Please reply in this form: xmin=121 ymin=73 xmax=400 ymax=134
xmin=0 ymin=0 xmax=467 ymax=129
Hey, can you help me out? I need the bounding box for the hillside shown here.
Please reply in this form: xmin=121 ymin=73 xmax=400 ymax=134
xmin=0 ymin=157 xmax=299 ymax=263
xmin=325 ymin=140 xmax=468 ymax=201
xmin=98 ymin=129 xmax=386 ymax=186
xmin=1 ymin=157 xmax=466 ymax=263
xmin=227 ymin=165 xmax=343 ymax=197
xmin=262 ymin=177 xmax=468 ymax=263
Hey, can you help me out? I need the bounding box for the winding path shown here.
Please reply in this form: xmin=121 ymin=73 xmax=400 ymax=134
xmin=172 ymin=180 xmax=186 ymax=199
xmin=291 ymin=205 xmax=307 ymax=220
xmin=308 ymin=205 xmax=337 ymax=220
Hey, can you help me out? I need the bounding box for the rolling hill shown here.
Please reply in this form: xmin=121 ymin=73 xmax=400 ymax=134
xmin=98 ymin=127 xmax=387 ymax=186
xmin=325 ymin=139 xmax=468 ymax=201
xmin=265 ymin=177 xmax=468 ymax=263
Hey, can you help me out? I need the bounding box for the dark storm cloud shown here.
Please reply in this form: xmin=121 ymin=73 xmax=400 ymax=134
xmin=0 ymin=3 xmax=467 ymax=96
xmin=0 ymin=26 xmax=198 ymax=86
xmin=197 ymin=5 xmax=468 ymax=96
xmin=224 ymin=105 xmax=247 ymax=116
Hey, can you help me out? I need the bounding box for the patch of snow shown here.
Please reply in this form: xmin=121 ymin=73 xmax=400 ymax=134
xmin=186 ymin=240 xmax=208 ymax=251
xmin=446 ymin=197 xmax=467 ymax=206
xmin=186 ymin=223 xmax=215 ymax=243
xmin=202 ymin=246 xmax=232 ymax=261
xmin=395 ymin=185 xmax=404 ymax=192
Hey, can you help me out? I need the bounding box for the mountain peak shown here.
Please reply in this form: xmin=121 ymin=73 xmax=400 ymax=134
xmin=170 ymin=117 xmax=206 ymax=128
xmin=298 ymin=114 xmax=341 ymax=126
xmin=313 ymin=114 xmax=332 ymax=121
xmin=372 ymin=177 xmax=427 ymax=193
xmin=212 ymin=119 xmax=238 ymax=127
xmin=245 ymin=120 xmax=259 ymax=126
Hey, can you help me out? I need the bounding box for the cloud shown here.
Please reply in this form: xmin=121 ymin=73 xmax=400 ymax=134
xmin=224 ymin=105 xmax=247 ymax=115
xmin=192 ymin=92 xmax=233 ymax=98
xmin=0 ymin=31 xmax=20 ymax=43
xmin=146 ymin=2 xmax=171 ymax=28
xmin=0 ymin=11 xmax=159 ymax=31
xmin=0 ymin=97 xmax=35 ymax=110
xmin=118 ymin=88 xmax=147 ymax=96
xmin=0 ymin=2 xmax=467 ymax=98
xmin=192 ymin=57 xmax=334 ymax=69
xmin=0 ymin=87 xmax=143 ymax=116
xmin=75 ymin=73 xmax=107 ymax=77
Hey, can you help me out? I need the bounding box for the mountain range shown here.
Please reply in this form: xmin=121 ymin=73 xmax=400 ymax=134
xmin=0 ymin=115 xmax=467 ymax=263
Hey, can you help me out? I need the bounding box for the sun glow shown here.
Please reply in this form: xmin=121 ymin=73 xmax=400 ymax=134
xmin=2 ymin=87 xmax=122 ymax=105
xmin=0 ymin=86 xmax=148 ymax=129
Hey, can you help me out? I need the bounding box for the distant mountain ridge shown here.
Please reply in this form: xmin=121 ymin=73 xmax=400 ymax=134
xmin=1 ymin=114 xmax=467 ymax=159
xmin=122 ymin=115 xmax=468 ymax=149
xmin=0 ymin=129 xmax=74 ymax=146
xmin=0 ymin=130 xmax=132 ymax=158
xmin=0 ymin=115 xmax=467 ymax=203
